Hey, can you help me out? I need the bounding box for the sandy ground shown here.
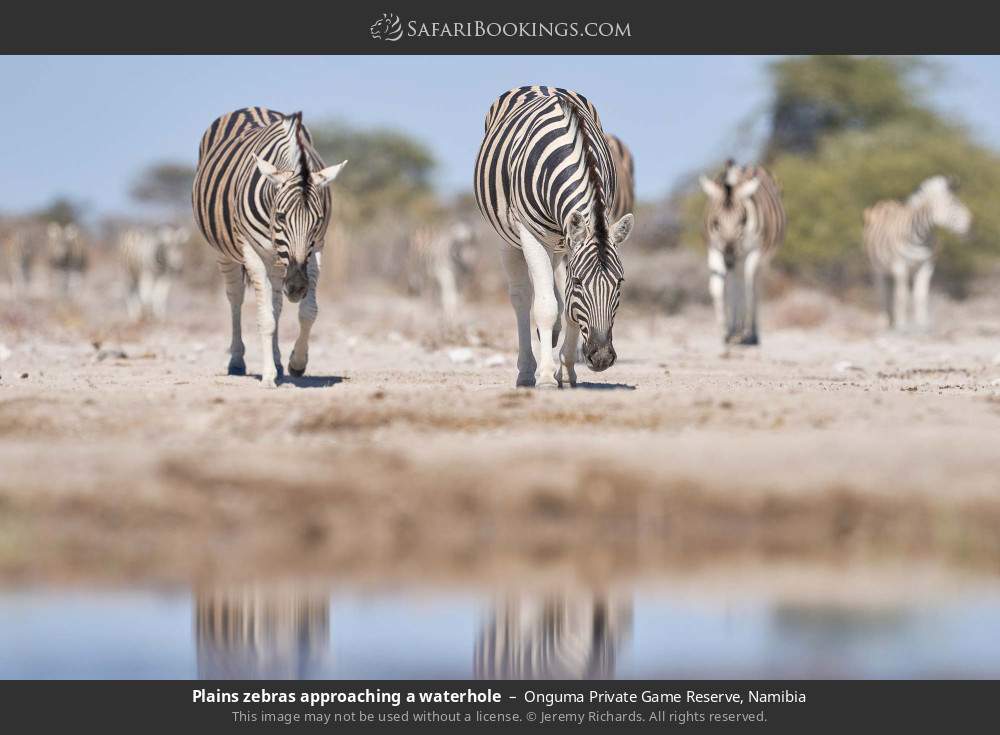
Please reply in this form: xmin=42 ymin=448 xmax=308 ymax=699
xmin=2 ymin=266 xmax=1000 ymax=587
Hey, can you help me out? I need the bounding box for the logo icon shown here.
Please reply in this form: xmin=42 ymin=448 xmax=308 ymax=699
xmin=370 ymin=13 xmax=403 ymax=42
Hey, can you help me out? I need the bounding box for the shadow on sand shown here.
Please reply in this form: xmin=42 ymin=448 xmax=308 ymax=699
xmin=245 ymin=374 xmax=348 ymax=389
xmin=573 ymin=382 xmax=636 ymax=391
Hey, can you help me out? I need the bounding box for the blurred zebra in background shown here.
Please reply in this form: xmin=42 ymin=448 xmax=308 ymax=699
xmin=0 ymin=219 xmax=46 ymax=294
xmin=119 ymin=224 xmax=188 ymax=320
xmin=863 ymin=176 xmax=971 ymax=331
xmin=192 ymin=107 xmax=346 ymax=387
xmin=406 ymin=221 xmax=476 ymax=321
xmin=474 ymin=595 xmax=632 ymax=679
xmin=195 ymin=586 xmax=329 ymax=679
xmin=700 ymin=159 xmax=785 ymax=345
xmin=46 ymin=222 xmax=88 ymax=295
xmin=604 ymin=134 xmax=635 ymax=222
xmin=474 ymin=85 xmax=634 ymax=388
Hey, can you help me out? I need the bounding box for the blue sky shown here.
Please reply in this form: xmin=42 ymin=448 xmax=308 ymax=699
xmin=3 ymin=55 xmax=1000 ymax=218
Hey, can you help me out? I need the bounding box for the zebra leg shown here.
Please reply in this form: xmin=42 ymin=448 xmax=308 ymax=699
xmin=151 ymin=276 xmax=171 ymax=320
xmin=551 ymin=256 xmax=565 ymax=349
xmin=875 ymin=271 xmax=894 ymax=330
xmin=434 ymin=258 xmax=459 ymax=324
xmin=218 ymin=259 xmax=247 ymax=377
xmin=739 ymin=249 xmax=762 ymax=345
xmin=560 ymin=319 xmax=580 ymax=387
xmin=126 ymin=277 xmax=142 ymax=321
xmin=241 ymin=245 xmax=279 ymax=388
xmin=892 ymin=260 xmax=910 ymax=333
xmin=517 ymin=223 xmax=559 ymax=389
xmin=269 ymin=268 xmax=285 ymax=381
xmin=707 ymin=249 xmax=726 ymax=340
xmin=724 ymin=260 xmax=744 ymax=343
xmin=913 ymin=260 xmax=935 ymax=332
xmin=501 ymin=245 xmax=536 ymax=388
xmin=289 ymin=252 xmax=320 ymax=378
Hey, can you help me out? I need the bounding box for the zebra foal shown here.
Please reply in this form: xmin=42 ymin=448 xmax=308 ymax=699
xmin=700 ymin=160 xmax=785 ymax=345
xmin=863 ymin=176 xmax=971 ymax=331
xmin=474 ymin=85 xmax=634 ymax=388
xmin=192 ymin=107 xmax=346 ymax=388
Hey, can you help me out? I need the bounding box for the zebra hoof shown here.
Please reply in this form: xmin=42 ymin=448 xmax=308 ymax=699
xmin=227 ymin=361 xmax=246 ymax=376
xmin=516 ymin=375 xmax=536 ymax=388
xmin=739 ymin=334 xmax=759 ymax=346
xmin=288 ymin=365 xmax=305 ymax=378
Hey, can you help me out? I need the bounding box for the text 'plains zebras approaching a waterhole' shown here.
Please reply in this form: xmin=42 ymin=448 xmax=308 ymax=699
xmin=474 ymin=85 xmax=634 ymax=389
xmin=700 ymin=160 xmax=785 ymax=346
xmin=192 ymin=107 xmax=347 ymax=388
xmin=863 ymin=176 xmax=971 ymax=332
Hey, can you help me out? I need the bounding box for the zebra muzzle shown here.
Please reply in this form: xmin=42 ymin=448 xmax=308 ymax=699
xmin=583 ymin=336 xmax=616 ymax=372
xmin=283 ymin=264 xmax=309 ymax=303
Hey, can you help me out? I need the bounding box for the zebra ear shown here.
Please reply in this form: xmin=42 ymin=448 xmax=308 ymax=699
xmin=610 ymin=213 xmax=634 ymax=246
xmin=254 ymin=154 xmax=294 ymax=186
xmin=699 ymin=175 xmax=724 ymax=202
xmin=734 ymin=177 xmax=760 ymax=200
xmin=311 ymin=160 xmax=348 ymax=188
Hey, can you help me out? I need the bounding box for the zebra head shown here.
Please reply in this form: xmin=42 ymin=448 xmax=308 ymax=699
xmin=700 ymin=172 xmax=760 ymax=268
xmin=911 ymin=175 xmax=972 ymax=236
xmin=254 ymin=138 xmax=346 ymax=303
xmin=565 ymin=210 xmax=633 ymax=372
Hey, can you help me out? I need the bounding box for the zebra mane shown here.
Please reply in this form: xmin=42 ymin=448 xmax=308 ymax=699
xmin=558 ymin=93 xmax=612 ymax=265
xmin=288 ymin=111 xmax=312 ymax=194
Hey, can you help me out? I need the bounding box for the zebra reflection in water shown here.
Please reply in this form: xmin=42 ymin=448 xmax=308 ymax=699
xmin=474 ymin=595 xmax=632 ymax=679
xmin=195 ymin=586 xmax=330 ymax=679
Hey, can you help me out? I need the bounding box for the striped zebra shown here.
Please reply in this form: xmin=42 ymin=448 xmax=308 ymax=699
xmin=119 ymin=224 xmax=188 ymax=320
xmin=699 ymin=159 xmax=785 ymax=345
xmin=195 ymin=586 xmax=329 ymax=679
xmin=474 ymin=595 xmax=632 ymax=679
xmin=406 ymin=221 xmax=476 ymax=321
xmin=192 ymin=107 xmax=346 ymax=388
xmin=605 ymin=134 xmax=635 ymax=221
xmin=0 ymin=219 xmax=46 ymax=294
xmin=474 ymin=86 xmax=634 ymax=389
xmin=863 ymin=176 xmax=971 ymax=331
xmin=45 ymin=222 xmax=88 ymax=295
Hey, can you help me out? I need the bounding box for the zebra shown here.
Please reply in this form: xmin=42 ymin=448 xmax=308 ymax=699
xmin=474 ymin=85 xmax=634 ymax=389
xmin=195 ymin=586 xmax=329 ymax=679
xmin=863 ymin=176 xmax=971 ymax=331
xmin=45 ymin=222 xmax=88 ymax=295
xmin=406 ymin=221 xmax=476 ymax=321
xmin=119 ymin=224 xmax=188 ymax=320
xmin=474 ymin=595 xmax=632 ymax=679
xmin=605 ymin=134 xmax=635 ymax=222
xmin=192 ymin=107 xmax=347 ymax=388
xmin=699 ymin=159 xmax=785 ymax=345
xmin=0 ymin=219 xmax=46 ymax=294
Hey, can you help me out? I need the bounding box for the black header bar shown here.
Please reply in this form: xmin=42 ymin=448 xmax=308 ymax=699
xmin=4 ymin=2 xmax=999 ymax=54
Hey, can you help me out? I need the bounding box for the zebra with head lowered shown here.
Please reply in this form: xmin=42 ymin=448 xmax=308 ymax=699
xmin=192 ymin=107 xmax=346 ymax=388
xmin=475 ymin=86 xmax=634 ymax=389
xmin=863 ymin=176 xmax=971 ymax=332
xmin=700 ymin=160 xmax=785 ymax=346
xmin=119 ymin=224 xmax=188 ymax=320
